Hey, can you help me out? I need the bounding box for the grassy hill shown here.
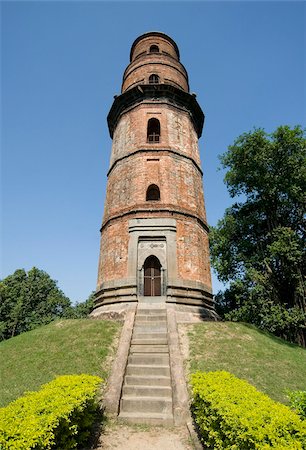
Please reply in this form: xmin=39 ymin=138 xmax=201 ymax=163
xmin=0 ymin=319 xmax=121 ymax=407
xmin=188 ymin=321 xmax=306 ymax=404
xmin=1 ymin=318 xmax=305 ymax=410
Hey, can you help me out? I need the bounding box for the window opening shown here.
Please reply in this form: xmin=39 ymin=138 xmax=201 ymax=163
xmin=149 ymin=45 xmax=159 ymax=53
xmin=146 ymin=184 xmax=160 ymax=201
xmin=149 ymin=74 xmax=160 ymax=84
xmin=147 ymin=118 xmax=160 ymax=143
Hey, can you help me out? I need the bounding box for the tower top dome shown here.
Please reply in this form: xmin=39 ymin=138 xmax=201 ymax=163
xmin=130 ymin=31 xmax=180 ymax=62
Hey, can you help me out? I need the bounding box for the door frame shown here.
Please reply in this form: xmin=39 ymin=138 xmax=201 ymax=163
xmin=143 ymin=255 xmax=162 ymax=296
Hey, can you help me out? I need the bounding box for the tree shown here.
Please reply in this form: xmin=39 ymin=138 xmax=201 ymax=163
xmin=71 ymin=292 xmax=95 ymax=318
xmin=0 ymin=267 xmax=72 ymax=340
xmin=210 ymin=125 xmax=306 ymax=345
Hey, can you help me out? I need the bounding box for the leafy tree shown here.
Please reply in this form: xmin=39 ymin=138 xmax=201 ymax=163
xmin=210 ymin=125 xmax=306 ymax=346
xmin=71 ymin=292 xmax=95 ymax=318
xmin=0 ymin=267 xmax=72 ymax=340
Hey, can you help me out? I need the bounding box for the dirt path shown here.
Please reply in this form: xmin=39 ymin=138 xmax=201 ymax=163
xmin=94 ymin=422 xmax=194 ymax=450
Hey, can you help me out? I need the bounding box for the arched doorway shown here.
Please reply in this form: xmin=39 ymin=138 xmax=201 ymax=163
xmin=144 ymin=255 xmax=162 ymax=296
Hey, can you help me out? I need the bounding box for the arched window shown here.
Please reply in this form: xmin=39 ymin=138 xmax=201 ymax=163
xmin=147 ymin=118 xmax=160 ymax=143
xmin=149 ymin=74 xmax=160 ymax=84
xmin=149 ymin=45 xmax=159 ymax=53
xmin=144 ymin=255 xmax=161 ymax=296
xmin=146 ymin=184 xmax=160 ymax=201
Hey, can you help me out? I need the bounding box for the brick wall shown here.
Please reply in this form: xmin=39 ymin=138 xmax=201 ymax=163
xmin=110 ymin=103 xmax=201 ymax=168
xmin=96 ymin=32 xmax=213 ymax=298
xmin=131 ymin=35 xmax=179 ymax=62
xmin=103 ymin=152 xmax=206 ymax=225
xmin=122 ymin=55 xmax=188 ymax=93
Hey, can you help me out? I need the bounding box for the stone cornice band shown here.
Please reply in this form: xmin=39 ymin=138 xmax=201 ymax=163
xmin=107 ymin=84 xmax=204 ymax=138
xmin=100 ymin=207 xmax=209 ymax=233
xmin=107 ymin=148 xmax=203 ymax=177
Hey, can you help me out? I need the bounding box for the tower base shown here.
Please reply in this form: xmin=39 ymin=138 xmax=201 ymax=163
xmin=91 ymin=278 xmax=217 ymax=322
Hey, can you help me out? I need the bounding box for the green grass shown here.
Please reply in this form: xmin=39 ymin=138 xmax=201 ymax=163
xmin=0 ymin=319 xmax=121 ymax=407
xmin=188 ymin=321 xmax=306 ymax=404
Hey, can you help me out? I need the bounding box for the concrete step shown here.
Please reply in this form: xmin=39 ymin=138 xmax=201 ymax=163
xmin=119 ymin=411 xmax=173 ymax=426
xmin=138 ymin=298 xmax=167 ymax=305
xmin=122 ymin=385 xmax=172 ymax=397
xmin=132 ymin=332 xmax=167 ymax=340
xmin=134 ymin=325 xmax=167 ymax=333
xmin=130 ymin=344 xmax=168 ymax=353
xmin=121 ymin=396 xmax=173 ymax=414
xmin=126 ymin=364 xmax=170 ymax=377
xmin=128 ymin=353 xmax=169 ymax=366
xmin=137 ymin=306 xmax=166 ymax=311
xmin=136 ymin=316 xmax=167 ymax=323
xmin=134 ymin=321 xmax=167 ymax=327
xmin=132 ymin=337 xmax=168 ymax=345
xmin=125 ymin=375 xmax=171 ymax=387
xmin=118 ymin=303 xmax=173 ymax=426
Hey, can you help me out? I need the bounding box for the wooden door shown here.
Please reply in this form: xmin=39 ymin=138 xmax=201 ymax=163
xmin=144 ymin=256 xmax=161 ymax=296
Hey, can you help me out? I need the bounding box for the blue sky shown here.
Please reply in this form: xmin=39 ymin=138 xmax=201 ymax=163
xmin=2 ymin=1 xmax=305 ymax=303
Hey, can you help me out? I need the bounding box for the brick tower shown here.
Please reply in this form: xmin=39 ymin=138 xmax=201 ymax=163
xmin=94 ymin=32 xmax=215 ymax=317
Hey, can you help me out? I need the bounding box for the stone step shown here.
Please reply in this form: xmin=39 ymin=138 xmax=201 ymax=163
xmin=126 ymin=364 xmax=170 ymax=377
xmin=125 ymin=375 xmax=171 ymax=387
xmin=132 ymin=332 xmax=167 ymax=340
xmin=130 ymin=344 xmax=168 ymax=353
xmin=137 ymin=308 xmax=166 ymax=314
xmin=138 ymin=297 xmax=167 ymax=304
xmin=121 ymin=396 xmax=173 ymax=414
xmin=122 ymin=385 xmax=172 ymax=397
xmin=134 ymin=321 xmax=167 ymax=327
xmin=128 ymin=353 xmax=169 ymax=366
xmin=118 ymin=411 xmax=173 ymax=426
xmin=134 ymin=325 xmax=167 ymax=333
xmin=135 ymin=317 xmax=167 ymax=326
xmin=118 ymin=303 xmax=173 ymax=426
xmin=132 ymin=337 xmax=168 ymax=345
xmin=135 ymin=316 xmax=167 ymax=323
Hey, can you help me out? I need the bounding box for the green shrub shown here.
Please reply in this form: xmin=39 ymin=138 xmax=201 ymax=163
xmin=289 ymin=390 xmax=306 ymax=419
xmin=191 ymin=371 xmax=306 ymax=449
xmin=0 ymin=374 xmax=102 ymax=449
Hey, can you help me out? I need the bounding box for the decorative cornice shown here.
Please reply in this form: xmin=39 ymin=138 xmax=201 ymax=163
xmin=107 ymin=84 xmax=204 ymax=138
xmin=100 ymin=207 xmax=209 ymax=233
xmin=107 ymin=148 xmax=203 ymax=177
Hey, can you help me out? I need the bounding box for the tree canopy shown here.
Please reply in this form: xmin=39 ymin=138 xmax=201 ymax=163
xmin=0 ymin=268 xmax=94 ymax=341
xmin=210 ymin=125 xmax=306 ymax=346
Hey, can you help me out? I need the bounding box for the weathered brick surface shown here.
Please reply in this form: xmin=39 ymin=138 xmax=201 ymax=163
xmin=97 ymin=32 xmax=213 ymax=298
xmin=110 ymin=103 xmax=201 ymax=168
xmin=131 ymin=35 xmax=179 ymax=62
xmin=123 ymin=33 xmax=189 ymax=93
xmin=122 ymin=55 xmax=188 ymax=93
xmin=103 ymin=152 xmax=206 ymax=224
xmin=98 ymin=213 xmax=211 ymax=287
xmin=97 ymin=217 xmax=129 ymax=285
xmin=176 ymin=218 xmax=211 ymax=286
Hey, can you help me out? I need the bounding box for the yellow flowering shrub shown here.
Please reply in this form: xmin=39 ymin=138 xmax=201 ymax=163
xmin=191 ymin=371 xmax=306 ymax=449
xmin=0 ymin=374 xmax=102 ymax=449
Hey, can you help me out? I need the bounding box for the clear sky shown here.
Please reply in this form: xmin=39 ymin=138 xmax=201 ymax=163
xmin=2 ymin=1 xmax=305 ymax=303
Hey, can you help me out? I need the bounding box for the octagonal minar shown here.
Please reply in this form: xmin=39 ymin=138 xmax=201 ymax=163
xmin=93 ymin=32 xmax=216 ymax=318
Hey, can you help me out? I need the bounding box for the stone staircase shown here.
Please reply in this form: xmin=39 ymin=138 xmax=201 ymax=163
xmin=119 ymin=304 xmax=174 ymax=425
